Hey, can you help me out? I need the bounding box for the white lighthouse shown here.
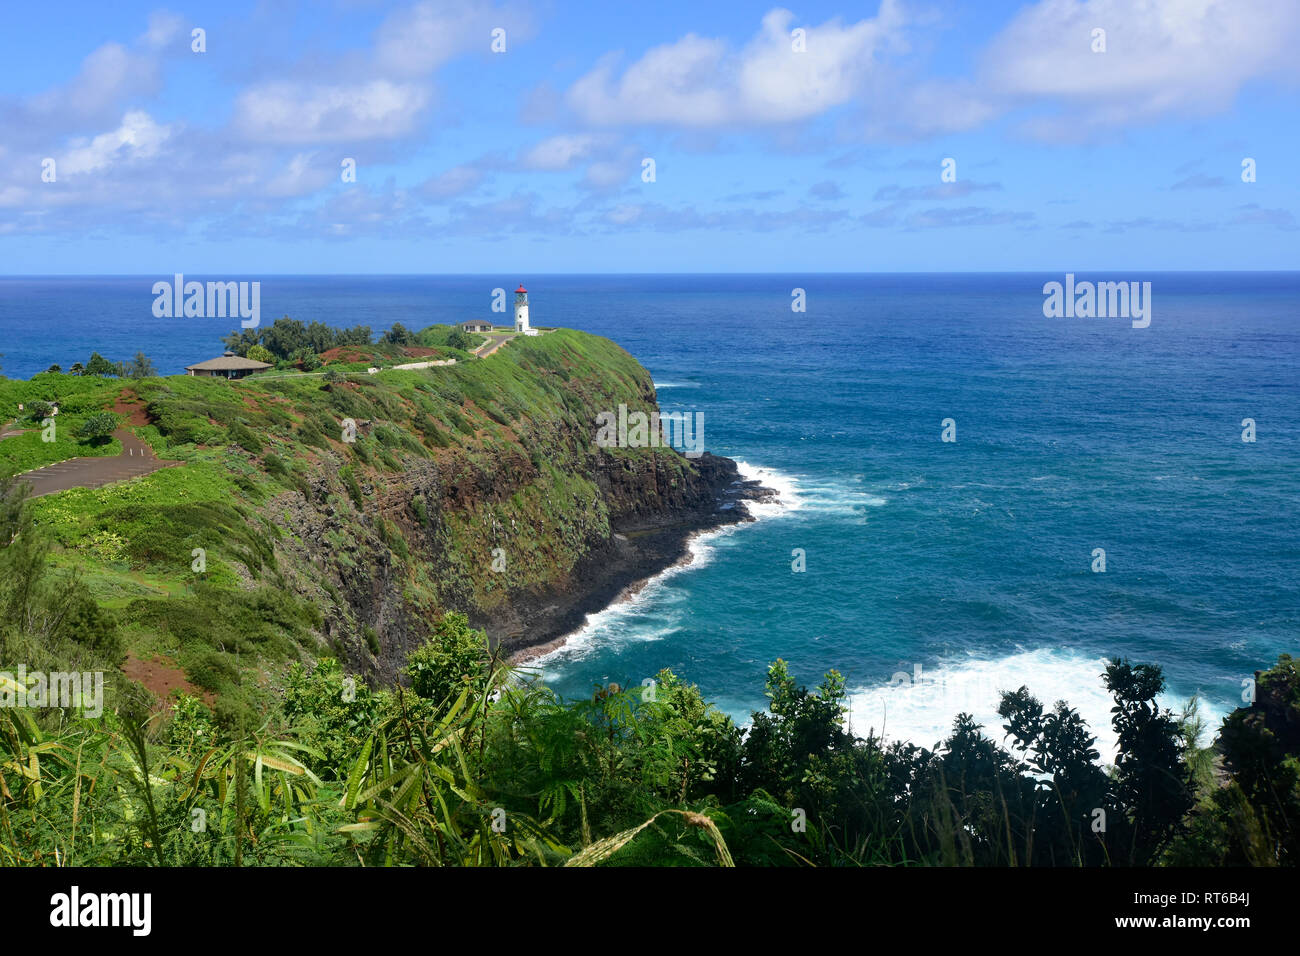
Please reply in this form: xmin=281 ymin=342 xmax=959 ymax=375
xmin=513 ymin=284 xmax=538 ymax=335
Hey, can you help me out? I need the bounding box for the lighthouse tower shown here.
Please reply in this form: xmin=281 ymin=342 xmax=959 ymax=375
xmin=513 ymin=284 xmax=532 ymax=334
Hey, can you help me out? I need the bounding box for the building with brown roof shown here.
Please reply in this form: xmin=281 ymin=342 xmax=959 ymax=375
xmin=184 ymin=351 xmax=272 ymax=379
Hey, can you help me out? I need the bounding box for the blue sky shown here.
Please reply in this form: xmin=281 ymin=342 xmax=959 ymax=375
xmin=1 ymin=0 xmax=1297 ymax=273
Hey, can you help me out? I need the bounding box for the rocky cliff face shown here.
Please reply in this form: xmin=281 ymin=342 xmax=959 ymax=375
xmin=257 ymin=332 xmax=773 ymax=684
xmin=480 ymin=450 xmax=764 ymax=663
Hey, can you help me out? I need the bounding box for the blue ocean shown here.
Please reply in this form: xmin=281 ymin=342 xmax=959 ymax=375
xmin=2 ymin=273 xmax=1296 ymax=754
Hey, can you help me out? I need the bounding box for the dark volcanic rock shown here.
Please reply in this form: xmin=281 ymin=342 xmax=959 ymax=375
xmin=260 ymin=335 xmax=781 ymax=687
xmin=480 ymin=452 xmax=778 ymax=660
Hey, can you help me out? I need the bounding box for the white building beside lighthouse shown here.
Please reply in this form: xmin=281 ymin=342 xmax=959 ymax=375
xmin=514 ymin=284 xmax=538 ymax=336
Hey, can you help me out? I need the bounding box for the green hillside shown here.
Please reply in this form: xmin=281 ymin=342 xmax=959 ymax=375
xmin=0 ymin=328 xmax=1294 ymax=869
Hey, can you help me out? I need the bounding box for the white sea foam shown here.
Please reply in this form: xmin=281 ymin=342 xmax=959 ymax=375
xmin=532 ymin=526 xmax=745 ymax=674
xmin=844 ymin=647 xmax=1228 ymax=764
xmin=730 ymin=463 xmax=890 ymax=522
xmin=535 ymin=461 xmax=799 ymax=670
xmin=885 ymin=477 xmax=923 ymax=491
xmin=653 ymin=382 xmax=697 ymax=389
xmin=731 ymin=460 xmax=801 ymax=519
xmin=752 ymin=472 xmax=888 ymax=520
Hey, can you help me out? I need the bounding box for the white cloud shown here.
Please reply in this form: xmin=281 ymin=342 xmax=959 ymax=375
xmin=263 ymin=152 xmax=336 ymax=198
xmin=373 ymin=0 xmax=523 ymax=76
xmin=139 ymin=11 xmax=186 ymax=51
xmin=863 ymin=78 xmax=998 ymax=139
xmin=28 ymin=42 xmax=161 ymax=123
xmin=847 ymin=0 xmax=1300 ymax=141
xmin=419 ymin=164 xmax=486 ymax=199
xmin=978 ymin=0 xmax=1300 ymax=138
xmin=566 ymin=3 xmax=906 ymax=127
xmin=569 ymin=38 xmax=731 ymax=127
xmin=581 ymin=155 xmax=636 ymax=190
xmin=5 ymin=0 xmax=1297 ymax=244
xmin=60 ymin=111 xmax=171 ymax=175
xmin=228 ymin=1 xmax=527 ymax=146
xmin=584 ymin=201 xmax=851 ymax=234
xmin=605 ymin=203 xmax=643 ymax=225
xmin=514 ymin=133 xmax=640 ymax=191
xmin=233 ymin=80 xmax=430 ymax=144
xmin=519 ymin=133 xmax=605 ymax=170
xmin=736 ymin=7 xmax=904 ymax=122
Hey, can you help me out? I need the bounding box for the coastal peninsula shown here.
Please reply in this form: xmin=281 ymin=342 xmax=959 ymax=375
xmin=0 ymin=319 xmax=774 ymax=689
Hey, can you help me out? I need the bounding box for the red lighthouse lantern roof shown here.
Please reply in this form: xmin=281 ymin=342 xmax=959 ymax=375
xmin=514 ymin=284 xmax=527 ymax=294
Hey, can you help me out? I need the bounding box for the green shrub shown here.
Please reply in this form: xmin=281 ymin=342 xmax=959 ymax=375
xmin=58 ymin=585 xmax=122 ymax=661
xmin=297 ymin=421 xmax=328 ymax=449
xmin=403 ymin=612 xmax=490 ymax=707
xmin=263 ymin=452 xmax=288 ymax=477
xmin=339 ymin=467 xmax=363 ymax=508
xmin=228 ymin=421 xmax=264 ymax=454
xmin=294 ymin=348 xmax=322 ymax=371
xmin=76 ymin=412 xmax=119 ymax=442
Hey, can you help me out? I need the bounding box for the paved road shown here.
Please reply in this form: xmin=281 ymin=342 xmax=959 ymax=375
xmin=15 ymin=428 xmax=180 ymax=498
xmin=474 ymin=332 xmax=519 ymax=358
xmin=388 ymin=358 xmax=457 ymax=371
xmin=361 ymin=334 xmax=517 ymax=377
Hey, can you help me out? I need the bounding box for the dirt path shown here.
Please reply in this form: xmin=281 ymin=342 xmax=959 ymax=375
xmin=17 ymin=428 xmax=181 ymax=498
xmin=124 ymin=652 xmax=215 ymax=708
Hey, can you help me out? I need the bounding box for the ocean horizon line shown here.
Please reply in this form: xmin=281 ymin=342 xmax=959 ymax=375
xmin=2 ymin=269 xmax=1298 ymax=279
